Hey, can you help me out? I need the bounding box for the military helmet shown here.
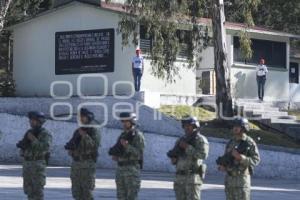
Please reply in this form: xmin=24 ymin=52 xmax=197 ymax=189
xmin=119 ymin=112 xmax=137 ymax=124
xmin=181 ymin=116 xmax=200 ymax=128
xmin=28 ymin=111 xmax=46 ymax=124
xmin=233 ymin=117 xmax=250 ymax=132
xmin=80 ymin=108 xmax=94 ymax=122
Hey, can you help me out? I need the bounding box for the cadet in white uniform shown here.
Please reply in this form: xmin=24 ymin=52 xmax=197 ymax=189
xmin=256 ymin=58 xmax=268 ymax=101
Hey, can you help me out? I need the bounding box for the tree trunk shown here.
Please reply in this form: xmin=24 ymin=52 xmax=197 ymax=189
xmin=0 ymin=0 xmax=12 ymax=32
xmin=212 ymin=0 xmax=233 ymax=119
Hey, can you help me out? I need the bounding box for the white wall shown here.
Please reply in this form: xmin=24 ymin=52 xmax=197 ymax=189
xmin=142 ymin=59 xmax=196 ymax=95
xmin=12 ymin=2 xmax=197 ymax=97
xmin=227 ymin=32 xmax=290 ymax=101
xmin=13 ymin=3 xmax=134 ymax=96
xmin=289 ymin=58 xmax=300 ymax=102
xmin=231 ymin=66 xmax=289 ymax=101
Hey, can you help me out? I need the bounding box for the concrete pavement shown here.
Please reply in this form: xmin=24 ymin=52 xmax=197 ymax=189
xmin=0 ymin=165 xmax=299 ymax=200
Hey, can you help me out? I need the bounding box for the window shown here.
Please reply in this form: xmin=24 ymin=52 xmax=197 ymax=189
xmin=140 ymin=26 xmax=190 ymax=58
xmin=234 ymin=37 xmax=287 ymax=68
xmin=140 ymin=26 xmax=152 ymax=54
xmin=290 ymin=62 xmax=299 ymax=84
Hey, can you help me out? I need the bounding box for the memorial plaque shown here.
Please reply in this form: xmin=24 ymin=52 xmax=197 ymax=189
xmin=55 ymin=29 xmax=114 ymax=74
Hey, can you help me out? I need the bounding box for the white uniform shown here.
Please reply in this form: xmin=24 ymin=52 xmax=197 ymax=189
xmin=256 ymin=64 xmax=268 ymax=77
xmin=132 ymin=56 xmax=144 ymax=69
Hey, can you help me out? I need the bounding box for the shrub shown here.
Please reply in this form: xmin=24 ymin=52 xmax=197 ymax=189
xmin=0 ymin=71 xmax=16 ymax=97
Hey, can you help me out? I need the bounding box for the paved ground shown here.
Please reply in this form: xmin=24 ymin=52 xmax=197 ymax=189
xmin=0 ymin=165 xmax=299 ymax=200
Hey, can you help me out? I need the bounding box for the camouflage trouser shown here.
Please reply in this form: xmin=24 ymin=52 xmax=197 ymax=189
xmin=23 ymin=160 xmax=46 ymax=200
xmin=224 ymin=174 xmax=251 ymax=200
xmin=225 ymin=187 xmax=250 ymax=200
xmin=115 ymin=165 xmax=141 ymax=200
xmin=71 ymin=161 xmax=96 ymax=200
xmin=174 ymin=174 xmax=202 ymax=200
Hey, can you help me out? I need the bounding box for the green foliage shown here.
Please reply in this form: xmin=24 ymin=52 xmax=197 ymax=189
xmin=112 ymin=0 xmax=260 ymax=82
xmin=226 ymin=0 xmax=300 ymax=35
xmin=0 ymin=31 xmax=9 ymax=68
xmin=5 ymin=0 xmax=52 ymax=26
xmin=0 ymin=0 xmax=52 ymax=71
xmin=0 ymin=71 xmax=15 ymax=96
xmin=239 ymin=31 xmax=253 ymax=60
xmin=159 ymin=105 xmax=216 ymax=121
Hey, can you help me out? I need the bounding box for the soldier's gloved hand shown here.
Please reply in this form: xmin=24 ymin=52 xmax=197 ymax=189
xmin=112 ymin=156 xmax=118 ymax=161
xmin=79 ymin=128 xmax=87 ymax=136
xmin=232 ymin=149 xmax=242 ymax=161
xmin=218 ymin=165 xmax=226 ymax=172
xmin=171 ymin=158 xmax=177 ymax=165
xmin=27 ymin=132 xmax=36 ymax=142
xmin=19 ymin=150 xmax=24 ymax=157
xmin=179 ymin=141 xmax=188 ymax=149
xmin=120 ymin=139 xmax=129 ymax=148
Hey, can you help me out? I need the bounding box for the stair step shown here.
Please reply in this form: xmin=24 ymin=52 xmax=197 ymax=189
xmin=242 ymin=108 xmax=280 ymax=113
xmin=236 ymin=104 xmax=278 ymax=110
xmin=235 ymin=99 xmax=273 ymax=103
xmin=271 ymin=119 xmax=300 ymax=124
xmin=253 ymin=111 xmax=288 ymax=116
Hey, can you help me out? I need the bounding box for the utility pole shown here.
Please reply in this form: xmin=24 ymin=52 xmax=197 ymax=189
xmin=212 ymin=0 xmax=233 ymax=119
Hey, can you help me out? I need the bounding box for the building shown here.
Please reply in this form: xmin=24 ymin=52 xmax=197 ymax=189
xmin=6 ymin=0 xmax=300 ymax=105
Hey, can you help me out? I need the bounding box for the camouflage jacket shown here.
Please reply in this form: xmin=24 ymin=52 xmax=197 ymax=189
xmin=224 ymin=134 xmax=260 ymax=187
xmin=176 ymin=132 xmax=209 ymax=173
xmin=22 ymin=128 xmax=52 ymax=161
xmin=117 ymin=129 xmax=145 ymax=165
xmin=70 ymin=126 xmax=101 ymax=163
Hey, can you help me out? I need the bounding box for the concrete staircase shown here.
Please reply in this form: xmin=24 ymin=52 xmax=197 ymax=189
xmin=235 ymin=99 xmax=300 ymax=140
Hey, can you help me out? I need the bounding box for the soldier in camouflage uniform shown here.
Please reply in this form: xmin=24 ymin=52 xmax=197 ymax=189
xmin=168 ymin=116 xmax=209 ymax=200
xmin=109 ymin=112 xmax=145 ymax=200
xmin=66 ymin=108 xmax=101 ymax=200
xmin=218 ymin=118 xmax=260 ymax=200
xmin=17 ymin=111 xmax=52 ymax=200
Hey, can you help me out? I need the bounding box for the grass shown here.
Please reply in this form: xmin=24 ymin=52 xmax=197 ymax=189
xmin=159 ymin=105 xmax=216 ymax=122
xmin=288 ymin=111 xmax=300 ymax=121
xmin=159 ymin=105 xmax=300 ymax=149
xmin=0 ymin=68 xmax=4 ymax=75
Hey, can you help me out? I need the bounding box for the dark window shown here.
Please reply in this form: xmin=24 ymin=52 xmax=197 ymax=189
xmin=234 ymin=37 xmax=287 ymax=68
xmin=290 ymin=62 xmax=299 ymax=84
xmin=140 ymin=26 xmax=190 ymax=58
xmin=140 ymin=26 xmax=152 ymax=54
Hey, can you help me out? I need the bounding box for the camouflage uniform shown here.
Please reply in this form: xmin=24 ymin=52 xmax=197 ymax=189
xmin=115 ymin=129 xmax=145 ymax=200
xmin=22 ymin=127 xmax=52 ymax=200
xmin=173 ymin=132 xmax=209 ymax=200
xmin=69 ymin=125 xmax=101 ymax=200
xmin=224 ymin=134 xmax=260 ymax=200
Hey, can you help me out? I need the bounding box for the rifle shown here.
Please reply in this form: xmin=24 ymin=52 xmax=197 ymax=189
xmin=167 ymin=132 xmax=208 ymax=179
xmin=16 ymin=128 xmax=51 ymax=165
xmin=167 ymin=132 xmax=197 ymax=161
xmin=65 ymin=127 xmax=98 ymax=162
xmin=216 ymin=140 xmax=254 ymax=175
xmin=16 ymin=129 xmax=40 ymax=150
xmin=109 ymin=130 xmax=143 ymax=169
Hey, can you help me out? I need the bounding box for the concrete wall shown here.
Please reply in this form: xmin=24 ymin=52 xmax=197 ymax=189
xmin=196 ymin=33 xmax=291 ymax=102
xmin=289 ymin=58 xmax=300 ymax=104
xmin=0 ymin=113 xmax=300 ymax=180
xmin=227 ymin=32 xmax=290 ymax=101
xmin=13 ymin=3 xmax=134 ymax=97
xmin=231 ymin=66 xmax=289 ymax=101
xmin=12 ymin=2 xmax=196 ymax=97
xmin=142 ymin=60 xmax=196 ymax=95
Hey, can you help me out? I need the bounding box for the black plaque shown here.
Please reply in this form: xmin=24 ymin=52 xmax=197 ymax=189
xmin=55 ymin=29 xmax=114 ymax=75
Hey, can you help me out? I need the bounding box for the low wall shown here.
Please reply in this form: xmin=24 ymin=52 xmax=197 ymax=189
xmin=160 ymin=94 xmax=201 ymax=106
xmin=0 ymin=113 xmax=300 ymax=180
